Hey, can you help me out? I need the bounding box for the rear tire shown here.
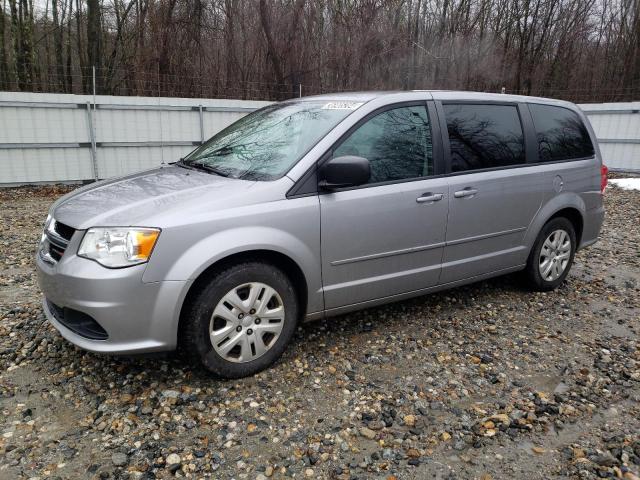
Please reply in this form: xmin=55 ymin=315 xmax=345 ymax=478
xmin=524 ymin=217 xmax=576 ymax=291
xmin=181 ymin=261 xmax=299 ymax=378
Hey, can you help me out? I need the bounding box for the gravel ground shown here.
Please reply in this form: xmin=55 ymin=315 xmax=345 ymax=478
xmin=0 ymin=182 xmax=638 ymax=480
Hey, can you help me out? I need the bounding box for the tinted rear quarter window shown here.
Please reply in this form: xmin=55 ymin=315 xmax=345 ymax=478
xmin=444 ymin=103 xmax=525 ymax=172
xmin=529 ymin=104 xmax=594 ymax=161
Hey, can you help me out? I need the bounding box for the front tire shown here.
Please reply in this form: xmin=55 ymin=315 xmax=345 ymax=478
xmin=181 ymin=261 xmax=299 ymax=378
xmin=524 ymin=217 xmax=576 ymax=291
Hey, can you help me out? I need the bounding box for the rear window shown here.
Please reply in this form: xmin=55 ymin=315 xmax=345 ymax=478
xmin=529 ymin=104 xmax=594 ymax=161
xmin=444 ymin=103 xmax=525 ymax=172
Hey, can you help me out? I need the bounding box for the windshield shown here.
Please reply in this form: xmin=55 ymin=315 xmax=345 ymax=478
xmin=183 ymin=101 xmax=363 ymax=180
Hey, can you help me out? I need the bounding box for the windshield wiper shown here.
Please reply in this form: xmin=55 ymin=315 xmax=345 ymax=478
xmin=174 ymin=158 xmax=229 ymax=177
xmin=173 ymin=158 xmax=194 ymax=170
xmin=189 ymin=162 xmax=230 ymax=177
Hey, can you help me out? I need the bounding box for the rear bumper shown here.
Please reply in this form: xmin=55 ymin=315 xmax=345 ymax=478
xmin=579 ymin=203 xmax=605 ymax=250
xmin=36 ymin=247 xmax=187 ymax=354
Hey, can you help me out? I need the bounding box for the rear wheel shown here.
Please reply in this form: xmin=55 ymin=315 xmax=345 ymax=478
xmin=524 ymin=217 xmax=576 ymax=291
xmin=181 ymin=261 xmax=299 ymax=378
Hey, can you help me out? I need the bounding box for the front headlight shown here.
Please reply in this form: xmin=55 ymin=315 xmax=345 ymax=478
xmin=78 ymin=227 xmax=160 ymax=268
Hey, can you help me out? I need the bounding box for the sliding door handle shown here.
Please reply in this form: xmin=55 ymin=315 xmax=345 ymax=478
xmin=454 ymin=188 xmax=478 ymax=198
xmin=416 ymin=193 xmax=444 ymax=203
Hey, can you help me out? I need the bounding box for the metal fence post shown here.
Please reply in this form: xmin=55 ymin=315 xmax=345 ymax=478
xmin=199 ymin=105 xmax=204 ymax=144
xmin=85 ymin=101 xmax=99 ymax=180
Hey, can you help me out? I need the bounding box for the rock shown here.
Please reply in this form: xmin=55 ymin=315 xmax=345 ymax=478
xmin=166 ymin=453 xmax=181 ymax=467
xmin=162 ymin=390 xmax=180 ymax=399
xmin=382 ymin=449 xmax=394 ymax=460
xmin=403 ymin=415 xmax=416 ymax=427
xmin=264 ymin=466 xmax=274 ymax=477
xmin=591 ymin=451 xmax=619 ymax=467
xmin=368 ymin=420 xmax=385 ymax=430
xmin=111 ymin=452 xmax=128 ymax=467
xmin=510 ymin=409 xmax=525 ymax=420
xmin=490 ymin=414 xmax=510 ymax=424
xmin=360 ymin=427 xmax=377 ymax=440
xmin=406 ymin=448 xmax=420 ymax=458
xmin=572 ymin=448 xmax=586 ymax=459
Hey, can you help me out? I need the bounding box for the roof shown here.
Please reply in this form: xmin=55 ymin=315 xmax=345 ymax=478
xmin=293 ymin=90 xmax=576 ymax=108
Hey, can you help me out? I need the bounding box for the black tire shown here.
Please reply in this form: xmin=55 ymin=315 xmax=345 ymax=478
xmin=181 ymin=261 xmax=299 ymax=378
xmin=524 ymin=217 xmax=577 ymax=291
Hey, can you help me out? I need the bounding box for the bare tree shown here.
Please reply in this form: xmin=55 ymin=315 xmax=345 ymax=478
xmin=0 ymin=0 xmax=638 ymax=102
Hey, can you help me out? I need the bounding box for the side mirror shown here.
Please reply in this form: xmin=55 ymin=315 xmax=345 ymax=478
xmin=318 ymin=155 xmax=371 ymax=190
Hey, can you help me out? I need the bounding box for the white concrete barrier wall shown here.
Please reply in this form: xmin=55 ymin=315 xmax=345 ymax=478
xmin=0 ymin=92 xmax=638 ymax=185
xmin=0 ymin=92 xmax=271 ymax=185
xmin=579 ymin=102 xmax=640 ymax=172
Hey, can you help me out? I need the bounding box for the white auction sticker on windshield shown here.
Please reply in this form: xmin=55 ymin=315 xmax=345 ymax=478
xmin=322 ymin=102 xmax=364 ymax=110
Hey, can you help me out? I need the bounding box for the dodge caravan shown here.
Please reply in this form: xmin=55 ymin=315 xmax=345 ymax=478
xmin=36 ymin=91 xmax=606 ymax=378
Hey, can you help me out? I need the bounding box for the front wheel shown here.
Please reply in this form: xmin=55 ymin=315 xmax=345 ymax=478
xmin=181 ymin=261 xmax=299 ymax=378
xmin=524 ymin=217 xmax=576 ymax=291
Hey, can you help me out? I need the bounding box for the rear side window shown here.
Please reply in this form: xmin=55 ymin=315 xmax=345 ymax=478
xmin=529 ymin=104 xmax=594 ymax=161
xmin=444 ymin=104 xmax=525 ymax=172
xmin=333 ymin=105 xmax=433 ymax=184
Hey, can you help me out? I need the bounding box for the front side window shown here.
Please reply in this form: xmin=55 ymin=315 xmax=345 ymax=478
xmin=185 ymin=101 xmax=361 ymax=180
xmin=444 ymin=103 xmax=525 ymax=172
xmin=333 ymin=105 xmax=433 ymax=184
xmin=529 ymin=104 xmax=594 ymax=161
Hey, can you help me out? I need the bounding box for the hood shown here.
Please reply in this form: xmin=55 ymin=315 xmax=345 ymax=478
xmin=52 ymin=166 xmax=286 ymax=229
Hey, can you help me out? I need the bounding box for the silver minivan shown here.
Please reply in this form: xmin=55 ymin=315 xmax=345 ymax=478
xmin=36 ymin=91 xmax=606 ymax=378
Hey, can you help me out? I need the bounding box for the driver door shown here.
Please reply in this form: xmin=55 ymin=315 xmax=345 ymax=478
xmin=319 ymin=104 xmax=449 ymax=310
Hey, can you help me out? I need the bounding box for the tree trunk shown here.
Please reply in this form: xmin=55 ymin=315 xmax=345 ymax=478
xmin=0 ymin=0 xmax=10 ymax=88
xmin=86 ymin=0 xmax=102 ymax=93
xmin=259 ymin=0 xmax=285 ymax=98
xmin=65 ymin=0 xmax=72 ymax=92
xmin=52 ymin=0 xmax=65 ymax=90
xmin=76 ymin=0 xmax=86 ymax=92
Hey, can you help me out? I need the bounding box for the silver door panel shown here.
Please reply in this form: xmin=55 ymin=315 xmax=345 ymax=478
xmin=320 ymin=178 xmax=448 ymax=309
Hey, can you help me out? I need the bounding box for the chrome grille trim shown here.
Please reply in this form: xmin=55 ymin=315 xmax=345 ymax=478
xmin=40 ymin=219 xmax=75 ymax=264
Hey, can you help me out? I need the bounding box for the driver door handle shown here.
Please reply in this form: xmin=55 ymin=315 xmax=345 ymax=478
xmin=416 ymin=193 xmax=444 ymax=203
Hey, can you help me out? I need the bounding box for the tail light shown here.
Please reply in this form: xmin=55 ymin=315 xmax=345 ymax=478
xmin=600 ymin=165 xmax=608 ymax=193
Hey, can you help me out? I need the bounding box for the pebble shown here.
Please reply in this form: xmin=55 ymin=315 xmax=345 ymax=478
xmin=111 ymin=452 xmax=128 ymax=467
xmin=360 ymin=427 xmax=377 ymax=439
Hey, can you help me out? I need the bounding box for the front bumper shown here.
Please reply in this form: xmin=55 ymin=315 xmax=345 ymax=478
xmin=35 ymin=235 xmax=187 ymax=354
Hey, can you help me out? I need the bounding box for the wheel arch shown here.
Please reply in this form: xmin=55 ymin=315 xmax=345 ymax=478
xmin=525 ymin=194 xmax=586 ymax=259
xmin=177 ymin=249 xmax=309 ymax=347
xmin=548 ymin=207 xmax=584 ymax=247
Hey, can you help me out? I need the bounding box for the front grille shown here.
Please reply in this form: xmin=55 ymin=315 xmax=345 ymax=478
xmin=46 ymin=300 xmax=108 ymax=340
xmin=43 ymin=220 xmax=75 ymax=262
xmin=53 ymin=221 xmax=75 ymax=241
